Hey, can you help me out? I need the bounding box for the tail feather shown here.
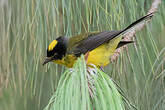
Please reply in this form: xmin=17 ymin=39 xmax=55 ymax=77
xmin=121 ymin=13 xmax=154 ymax=35
xmin=116 ymin=13 xmax=153 ymax=49
xmin=117 ymin=41 xmax=134 ymax=48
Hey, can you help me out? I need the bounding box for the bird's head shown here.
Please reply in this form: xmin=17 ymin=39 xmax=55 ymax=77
xmin=43 ymin=36 xmax=68 ymax=65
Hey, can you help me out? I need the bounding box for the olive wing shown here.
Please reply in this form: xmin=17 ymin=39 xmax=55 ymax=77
xmin=67 ymin=30 xmax=122 ymax=57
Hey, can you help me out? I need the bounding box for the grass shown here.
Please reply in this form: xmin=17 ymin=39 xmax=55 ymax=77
xmin=0 ymin=0 xmax=165 ymax=110
xmin=44 ymin=56 xmax=125 ymax=110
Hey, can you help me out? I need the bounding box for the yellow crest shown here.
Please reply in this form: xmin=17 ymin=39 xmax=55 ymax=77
xmin=48 ymin=40 xmax=58 ymax=51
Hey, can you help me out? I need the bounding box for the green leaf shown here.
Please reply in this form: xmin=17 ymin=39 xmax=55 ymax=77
xmin=44 ymin=56 xmax=124 ymax=110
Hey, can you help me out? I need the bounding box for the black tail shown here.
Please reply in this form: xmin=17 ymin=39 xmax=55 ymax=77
xmin=116 ymin=13 xmax=153 ymax=48
xmin=121 ymin=13 xmax=154 ymax=34
xmin=117 ymin=41 xmax=134 ymax=48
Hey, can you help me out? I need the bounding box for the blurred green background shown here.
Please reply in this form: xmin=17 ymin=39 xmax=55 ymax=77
xmin=0 ymin=0 xmax=165 ymax=110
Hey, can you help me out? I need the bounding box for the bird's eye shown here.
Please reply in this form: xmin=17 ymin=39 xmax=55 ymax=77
xmin=47 ymin=49 xmax=57 ymax=57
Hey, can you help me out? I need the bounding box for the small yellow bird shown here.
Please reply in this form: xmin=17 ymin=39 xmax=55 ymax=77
xmin=43 ymin=13 xmax=153 ymax=68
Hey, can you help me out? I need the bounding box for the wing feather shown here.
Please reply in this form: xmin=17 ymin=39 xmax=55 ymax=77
xmin=70 ymin=30 xmax=122 ymax=56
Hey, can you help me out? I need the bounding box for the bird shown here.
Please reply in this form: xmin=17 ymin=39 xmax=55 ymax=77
xmin=43 ymin=13 xmax=153 ymax=68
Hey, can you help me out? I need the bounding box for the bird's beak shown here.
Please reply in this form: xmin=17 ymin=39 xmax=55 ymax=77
xmin=43 ymin=57 xmax=52 ymax=65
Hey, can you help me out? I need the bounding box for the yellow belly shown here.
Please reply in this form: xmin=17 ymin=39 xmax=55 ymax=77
xmin=87 ymin=45 xmax=111 ymax=67
xmin=87 ymin=36 xmax=122 ymax=67
xmin=53 ymin=36 xmax=122 ymax=68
